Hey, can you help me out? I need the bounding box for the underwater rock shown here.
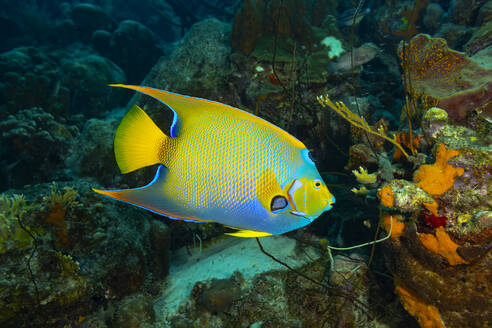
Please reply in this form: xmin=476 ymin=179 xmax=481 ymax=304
xmin=154 ymin=235 xmax=413 ymax=327
xmin=0 ymin=107 xmax=77 ymax=191
xmin=421 ymin=107 xmax=449 ymax=141
xmin=71 ymin=3 xmax=115 ymax=39
xmin=149 ymin=219 xmax=171 ymax=278
xmin=464 ymin=20 xmax=492 ymax=55
xmin=65 ymin=115 xmax=119 ymax=186
xmin=108 ymin=20 xmax=163 ymax=83
xmin=113 ymin=293 xmax=156 ymax=328
xmin=477 ymin=1 xmax=492 ymax=25
xmin=132 ymin=18 xmax=233 ymax=110
xmin=91 ymin=29 xmax=112 ymax=55
xmin=0 ymin=47 xmax=69 ymax=115
xmin=0 ymin=44 xmax=127 ymax=117
xmin=378 ymin=114 xmax=492 ymax=327
xmin=47 ymin=19 xmax=77 ymax=45
xmin=383 ymin=221 xmax=492 ymax=328
xmin=0 ymin=190 xmax=94 ymax=327
xmin=0 ymin=177 xmax=172 ymax=327
xmin=61 ymin=52 xmax=127 ymax=116
xmin=449 ymin=0 xmax=480 ymax=25
xmin=423 ymin=2 xmax=444 ymax=33
xmin=231 ymin=0 xmax=339 ymax=55
xmin=398 ymin=34 xmax=492 ymax=123
xmin=377 ymin=179 xmax=435 ymax=213
xmin=435 ymin=23 xmax=474 ymax=50
xmin=195 ymin=278 xmax=241 ymax=314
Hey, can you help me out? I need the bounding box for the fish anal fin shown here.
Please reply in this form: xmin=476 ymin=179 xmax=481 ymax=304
xmin=93 ymin=187 xmax=211 ymax=223
xmin=93 ymin=165 xmax=212 ymax=223
xmin=225 ymin=230 xmax=272 ymax=238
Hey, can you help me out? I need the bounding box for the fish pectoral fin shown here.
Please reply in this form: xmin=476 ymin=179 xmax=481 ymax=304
xmin=114 ymin=104 xmax=170 ymax=174
xmin=257 ymin=169 xmax=288 ymax=213
xmin=225 ymin=229 xmax=272 ymax=238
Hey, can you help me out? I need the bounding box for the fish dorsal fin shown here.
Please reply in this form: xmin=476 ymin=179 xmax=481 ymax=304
xmin=110 ymin=84 xmax=226 ymax=137
xmin=109 ymin=84 xmax=306 ymax=148
xmin=225 ymin=229 xmax=272 ymax=238
xmin=256 ymin=169 xmax=287 ymax=213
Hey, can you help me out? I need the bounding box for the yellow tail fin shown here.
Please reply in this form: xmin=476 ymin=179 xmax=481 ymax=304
xmin=115 ymin=105 xmax=168 ymax=174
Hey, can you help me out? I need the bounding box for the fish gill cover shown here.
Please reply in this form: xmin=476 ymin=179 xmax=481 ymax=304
xmin=0 ymin=0 xmax=490 ymax=327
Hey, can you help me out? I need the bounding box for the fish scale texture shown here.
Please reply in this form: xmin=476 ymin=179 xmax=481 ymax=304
xmin=164 ymin=110 xmax=300 ymax=223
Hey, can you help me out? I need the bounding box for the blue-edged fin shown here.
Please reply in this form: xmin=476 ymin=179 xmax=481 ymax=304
xmin=114 ymin=105 xmax=169 ymax=174
xmin=109 ymin=84 xmax=306 ymax=149
xmin=93 ymin=165 xmax=211 ymax=223
xmin=109 ymin=84 xmax=225 ymax=137
xmin=225 ymin=229 xmax=272 ymax=238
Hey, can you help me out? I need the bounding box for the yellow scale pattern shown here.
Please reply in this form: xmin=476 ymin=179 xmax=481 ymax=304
xmin=162 ymin=110 xmax=299 ymax=217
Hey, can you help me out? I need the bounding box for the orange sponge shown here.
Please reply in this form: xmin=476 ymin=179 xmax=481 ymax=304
xmin=381 ymin=214 xmax=405 ymax=238
xmin=378 ymin=185 xmax=394 ymax=208
xmin=418 ymin=227 xmax=468 ymax=265
xmin=395 ymin=280 xmax=445 ymax=328
xmin=414 ymin=143 xmax=464 ymax=196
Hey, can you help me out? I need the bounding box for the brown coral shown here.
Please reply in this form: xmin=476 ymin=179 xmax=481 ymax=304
xmin=398 ymin=34 xmax=492 ymax=122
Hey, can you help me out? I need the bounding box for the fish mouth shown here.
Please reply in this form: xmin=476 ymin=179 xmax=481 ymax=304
xmin=325 ymin=195 xmax=335 ymax=211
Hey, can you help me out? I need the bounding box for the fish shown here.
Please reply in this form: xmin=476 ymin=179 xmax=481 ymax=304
xmin=93 ymin=85 xmax=335 ymax=237
xmin=338 ymin=7 xmax=371 ymax=27
xmin=327 ymin=42 xmax=379 ymax=73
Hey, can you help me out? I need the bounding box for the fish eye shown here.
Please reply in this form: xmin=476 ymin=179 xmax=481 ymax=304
xmin=313 ymin=179 xmax=322 ymax=189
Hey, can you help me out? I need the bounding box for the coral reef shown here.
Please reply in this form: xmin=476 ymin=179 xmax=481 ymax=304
xmin=0 ymin=107 xmax=77 ymax=191
xmin=134 ymin=18 xmax=233 ymax=105
xmin=95 ymin=19 xmax=164 ymax=83
xmin=398 ymin=34 xmax=492 ymax=123
xmin=152 ymin=236 xmax=414 ymax=327
xmin=0 ymin=44 xmax=127 ymax=116
xmin=374 ymin=63 xmax=492 ymax=328
xmin=1 ymin=1 xmax=490 ymax=327
xmin=0 ymin=179 xmax=171 ymax=327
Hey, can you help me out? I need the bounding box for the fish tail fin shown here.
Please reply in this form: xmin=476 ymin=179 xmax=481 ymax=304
xmin=115 ymin=105 xmax=170 ymax=174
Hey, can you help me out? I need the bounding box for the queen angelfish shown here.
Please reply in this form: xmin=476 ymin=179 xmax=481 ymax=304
xmin=93 ymin=85 xmax=335 ymax=237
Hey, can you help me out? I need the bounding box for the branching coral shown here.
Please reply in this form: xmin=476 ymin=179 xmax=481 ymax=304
xmin=43 ymin=183 xmax=79 ymax=208
xmin=43 ymin=183 xmax=79 ymax=245
xmin=0 ymin=194 xmax=33 ymax=253
xmin=317 ymin=94 xmax=410 ymax=158
xmin=352 ymin=167 xmax=377 ymax=184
